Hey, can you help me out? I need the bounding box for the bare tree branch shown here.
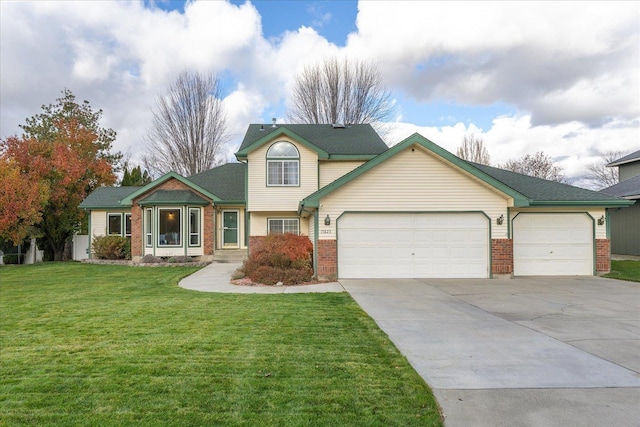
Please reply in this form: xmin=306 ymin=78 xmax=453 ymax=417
xmin=287 ymin=57 xmax=394 ymax=127
xmin=585 ymin=150 xmax=627 ymax=190
xmin=500 ymin=151 xmax=569 ymax=183
xmin=142 ymin=70 xmax=229 ymax=177
xmin=456 ymin=134 xmax=490 ymax=165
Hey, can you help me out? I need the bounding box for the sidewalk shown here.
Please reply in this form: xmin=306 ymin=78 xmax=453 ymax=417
xmin=178 ymin=262 xmax=345 ymax=293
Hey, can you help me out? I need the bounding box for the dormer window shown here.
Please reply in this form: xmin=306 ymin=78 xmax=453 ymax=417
xmin=267 ymin=141 xmax=299 ymax=186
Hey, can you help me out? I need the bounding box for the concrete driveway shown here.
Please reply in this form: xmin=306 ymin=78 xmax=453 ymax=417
xmin=340 ymin=276 xmax=640 ymax=427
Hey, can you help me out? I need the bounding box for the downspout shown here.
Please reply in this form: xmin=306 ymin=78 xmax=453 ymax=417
xmin=184 ymin=205 xmax=188 ymax=257
xmin=87 ymin=209 xmax=92 ymax=259
xmin=300 ymin=204 xmax=318 ymax=278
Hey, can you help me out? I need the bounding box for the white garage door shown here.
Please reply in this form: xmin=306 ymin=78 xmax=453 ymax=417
xmin=337 ymin=212 xmax=489 ymax=279
xmin=513 ymin=213 xmax=593 ymax=276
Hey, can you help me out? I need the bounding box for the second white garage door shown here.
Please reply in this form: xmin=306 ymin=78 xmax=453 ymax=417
xmin=513 ymin=213 xmax=593 ymax=276
xmin=337 ymin=212 xmax=489 ymax=279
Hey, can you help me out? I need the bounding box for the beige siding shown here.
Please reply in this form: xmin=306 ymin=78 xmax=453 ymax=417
xmin=319 ymin=161 xmax=365 ymax=188
xmin=250 ymin=212 xmax=309 ymax=237
xmin=247 ymin=137 xmax=319 ymax=211
xmin=318 ymin=145 xmax=510 ymax=240
xmin=90 ymin=209 xmax=131 ymax=237
xmin=90 ymin=211 xmax=108 ymax=237
xmin=511 ymin=207 xmax=607 ymax=239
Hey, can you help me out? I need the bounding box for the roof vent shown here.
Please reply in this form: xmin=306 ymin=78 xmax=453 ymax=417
xmin=332 ymin=123 xmax=345 ymax=129
xmin=259 ymin=124 xmax=264 ymax=131
xmin=272 ymin=118 xmax=277 ymax=127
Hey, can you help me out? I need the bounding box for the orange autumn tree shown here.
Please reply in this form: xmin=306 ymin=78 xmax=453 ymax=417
xmin=1 ymin=90 xmax=120 ymax=260
xmin=0 ymin=159 xmax=49 ymax=245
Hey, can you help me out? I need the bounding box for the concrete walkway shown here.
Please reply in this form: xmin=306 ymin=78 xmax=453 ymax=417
xmin=179 ymin=262 xmax=345 ymax=293
xmin=179 ymin=265 xmax=640 ymax=426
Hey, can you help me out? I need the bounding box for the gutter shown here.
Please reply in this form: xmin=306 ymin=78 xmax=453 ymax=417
xmin=300 ymin=204 xmax=319 ymax=278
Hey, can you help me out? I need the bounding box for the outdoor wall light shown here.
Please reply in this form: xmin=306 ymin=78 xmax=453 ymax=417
xmin=324 ymin=215 xmax=331 ymax=226
xmin=496 ymin=214 xmax=504 ymax=225
xmin=597 ymin=215 xmax=605 ymax=225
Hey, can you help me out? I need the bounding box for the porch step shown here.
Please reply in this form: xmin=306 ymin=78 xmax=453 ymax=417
xmin=214 ymin=249 xmax=248 ymax=263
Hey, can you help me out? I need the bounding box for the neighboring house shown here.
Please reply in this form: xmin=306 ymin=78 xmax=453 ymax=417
xmin=600 ymin=150 xmax=640 ymax=255
xmin=80 ymin=123 xmax=633 ymax=278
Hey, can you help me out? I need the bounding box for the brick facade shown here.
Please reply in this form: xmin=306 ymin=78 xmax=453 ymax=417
xmin=131 ymin=177 xmax=215 ymax=258
xmin=248 ymin=236 xmax=265 ymax=254
xmin=491 ymin=238 xmax=513 ymax=276
xmin=595 ymin=238 xmax=611 ymax=274
xmin=317 ymin=239 xmax=337 ymax=279
xmin=130 ymin=204 xmax=143 ymax=257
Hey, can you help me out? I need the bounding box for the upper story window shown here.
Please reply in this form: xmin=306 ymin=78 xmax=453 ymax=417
xmin=267 ymin=141 xmax=299 ymax=186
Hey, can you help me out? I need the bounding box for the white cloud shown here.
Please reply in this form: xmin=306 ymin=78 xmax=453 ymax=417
xmin=386 ymin=114 xmax=639 ymax=188
xmin=347 ymin=1 xmax=640 ymax=126
xmin=0 ymin=0 xmax=638 ymax=188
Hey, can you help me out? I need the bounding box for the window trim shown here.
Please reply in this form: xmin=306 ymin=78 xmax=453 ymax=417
xmin=107 ymin=213 xmax=123 ymax=236
xmin=267 ymin=218 xmax=300 ymax=235
xmin=145 ymin=208 xmax=153 ymax=248
xmin=124 ymin=213 xmax=132 ymax=237
xmin=189 ymin=208 xmax=201 ymax=247
xmin=157 ymin=208 xmax=182 ymax=247
xmin=266 ymin=141 xmax=300 ymax=187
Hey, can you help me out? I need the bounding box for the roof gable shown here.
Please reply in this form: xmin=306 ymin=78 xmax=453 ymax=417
xmin=235 ymin=124 xmax=388 ymax=160
xmin=300 ymin=133 xmax=633 ymax=211
xmin=119 ymin=172 xmax=220 ymax=206
xmin=300 ymin=133 xmax=530 ymax=210
xmin=138 ymin=190 xmax=209 ymax=206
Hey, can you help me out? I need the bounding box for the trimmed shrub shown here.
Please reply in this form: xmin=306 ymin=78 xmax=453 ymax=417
xmin=243 ymin=233 xmax=313 ymax=285
xmin=167 ymin=256 xmax=193 ymax=263
xmin=141 ymin=254 xmax=163 ymax=263
xmin=2 ymin=254 xmax=23 ymax=265
xmin=92 ymin=236 xmax=131 ymax=260
xmin=231 ymin=267 xmax=246 ymax=280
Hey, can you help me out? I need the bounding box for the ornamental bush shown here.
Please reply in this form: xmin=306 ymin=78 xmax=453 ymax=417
xmin=92 ymin=235 xmax=131 ymax=260
xmin=243 ymin=233 xmax=313 ymax=285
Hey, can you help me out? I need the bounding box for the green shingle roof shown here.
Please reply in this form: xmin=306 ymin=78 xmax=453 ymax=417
xmin=79 ymin=186 xmax=142 ymax=209
xmin=138 ymin=190 xmax=209 ymax=206
xmin=187 ymin=163 xmax=245 ymax=202
xmin=471 ymin=162 xmax=632 ymax=205
xmin=237 ymin=124 xmax=388 ymax=157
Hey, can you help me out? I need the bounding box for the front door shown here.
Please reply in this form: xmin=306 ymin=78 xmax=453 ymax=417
xmin=222 ymin=211 xmax=239 ymax=247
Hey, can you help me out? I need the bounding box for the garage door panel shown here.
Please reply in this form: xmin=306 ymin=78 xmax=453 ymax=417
xmin=514 ymin=213 xmax=592 ymax=276
xmin=337 ymin=213 xmax=489 ymax=279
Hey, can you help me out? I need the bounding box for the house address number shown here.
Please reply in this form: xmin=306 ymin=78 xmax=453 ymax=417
xmin=320 ymin=229 xmax=332 ymax=234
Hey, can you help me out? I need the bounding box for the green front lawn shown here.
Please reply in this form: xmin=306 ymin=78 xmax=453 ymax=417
xmin=605 ymin=260 xmax=640 ymax=282
xmin=0 ymin=263 xmax=442 ymax=426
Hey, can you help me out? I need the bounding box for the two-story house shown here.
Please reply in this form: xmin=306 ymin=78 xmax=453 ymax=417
xmin=600 ymin=150 xmax=640 ymax=255
xmin=80 ymin=123 xmax=633 ymax=278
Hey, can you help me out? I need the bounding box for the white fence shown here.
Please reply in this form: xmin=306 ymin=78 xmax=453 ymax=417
xmin=73 ymin=234 xmax=90 ymax=261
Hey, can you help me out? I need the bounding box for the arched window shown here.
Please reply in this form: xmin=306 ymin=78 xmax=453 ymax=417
xmin=267 ymin=141 xmax=299 ymax=186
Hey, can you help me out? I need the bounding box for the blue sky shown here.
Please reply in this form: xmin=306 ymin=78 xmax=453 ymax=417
xmin=1 ymin=1 xmax=638 ymax=188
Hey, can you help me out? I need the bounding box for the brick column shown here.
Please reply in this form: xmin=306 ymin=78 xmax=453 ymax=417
xmin=491 ymin=238 xmax=513 ymax=276
xmin=596 ymin=238 xmax=611 ymax=274
xmin=317 ymin=239 xmax=337 ymax=280
xmin=203 ymin=205 xmax=214 ymax=256
xmin=131 ymin=204 xmax=143 ymax=259
xmin=249 ymin=236 xmax=265 ymax=255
